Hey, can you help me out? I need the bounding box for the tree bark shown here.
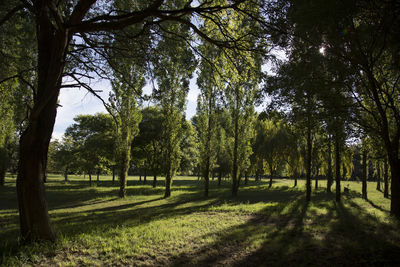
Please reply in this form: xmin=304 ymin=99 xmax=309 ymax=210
xmin=89 ymin=172 xmax=92 ymax=186
xmin=268 ymin=168 xmax=274 ymax=188
xmin=232 ymin=107 xmax=239 ymax=197
xmin=153 ymin=175 xmax=157 ymax=188
xmin=112 ymin=167 xmax=115 ymax=185
xmin=119 ymin=148 xmax=130 ymax=198
xmin=16 ymin=7 xmax=71 ymax=241
xmin=335 ymin=135 xmax=341 ymax=202
xmin=362 ymin=148 xmax=368 ymax=199
xmin=306 ymin=120 xmax=312 ymax=202
xmin=64 ymin=167 xmax=68 ymax=182
xmin=218 ymin=171 xmax=222 ymax=186
xmin=244 ymin=173 xmax=248 ymax=185
xmin=164 ymin=172 xmax=172 ymax=198
xmin=327 ymin=137 xmax=333 ymax=193
xmin=376 ymin=161 xmax=381 ymax=191
xmin=294 ymin=174 xmax=297 ymax=187
xmin=97 ymin=169 xmax=100 ymax=185
xmin=0 ymin=168 xmax=5 ymax=186
xmin=388 ymin=152 xmax=400 ymax=217
xmin=384 ymin=157 xmax=389 ymax=198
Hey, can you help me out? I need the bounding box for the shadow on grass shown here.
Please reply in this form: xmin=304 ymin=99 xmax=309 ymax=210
xmin=1 ymin=179 xmax=400 ymax=266
xmin=168 ymin=190 xmax=400 ymax=267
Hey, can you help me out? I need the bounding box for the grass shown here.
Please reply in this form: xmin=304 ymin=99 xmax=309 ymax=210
xmin=1 ymin=174 xmax=399 ymax=266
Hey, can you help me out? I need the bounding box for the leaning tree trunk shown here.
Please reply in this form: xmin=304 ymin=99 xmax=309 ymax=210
xmin=384 ymin=157 xmax=389 ymax=198
xmin=362 ymin=149 xmax=368 ymax=199
xmin=334 ymin=135 xmax=341 ymax=202
xmin=16 ymin=11 xmax=71 ymax=241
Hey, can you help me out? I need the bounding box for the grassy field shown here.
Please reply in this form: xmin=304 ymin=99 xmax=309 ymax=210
xmin=1 ymin=174 xmax=399 ymax=266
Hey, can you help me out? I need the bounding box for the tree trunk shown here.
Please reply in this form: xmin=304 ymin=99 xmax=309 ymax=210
xmin=16 ymin=9 xmax=71 ymax=241
xmin=232 ymin=108 xmax=239 ymax=197
xmin=139 ymin=172 xmax=142 ymax=182
xmin=64 ymin=167 xmax=68 ymax=182
xmin=335 ymin=135 xmax=341 ymax=202
xmin=376 ymin=161 xmax=381 ymax=191
xmin=119 ymin=148 xmax=130 ymax=198
xmin=327 ymin=137 xmax=333 ymax=193
xmin=294 ymin=174 xmax=297 ymax=187
xmin=384 ymin=157 xmax=389 ymax=198
xmin=388 ymin=152 xmax=400 ymax=217
xmin=269 ymin=171 xmax=273 ymax=188
xmin=218 ymin=171 xmax=222 ymax=186
xmin=0 ymin=168 xmax=5 ymax=186
xmin=306 ymin=121 xmax=312 ymax=202
xmin=89 ymin=172 xmax=92 ymax=186
xmin=164 ymin=172 xmax=172 ymax=198
xmin=315 ymin=175 xmax=318 ymax=189
xmin=143 ymin=168 xmax=147 ymax=184
xmin=204 ymin=159 xmax=210 ymax=197
xmin=153 ymin=175 xmax=157 ymax=188
xmin=362 ymin=148 xmax=368 ymax=199
xmin=97 ymin=169 xmax=100 ymax=185
xmin=244 ymin=173 xmax=248 ymax=185
xmin=112 ymin=167 xmax=115 ymax=185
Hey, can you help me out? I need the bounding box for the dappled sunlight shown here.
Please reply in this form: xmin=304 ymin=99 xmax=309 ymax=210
xmin=1 ymin=175 xmax=400 ymax=266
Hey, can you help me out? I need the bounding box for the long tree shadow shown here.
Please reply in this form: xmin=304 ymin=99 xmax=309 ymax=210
xmin=167 ymin=189 xmax=400 ymax=267
xmin=2 ymin=181 xmax=399 ymax=266
xmin=169 ymin=193 xmax=310 ymax=266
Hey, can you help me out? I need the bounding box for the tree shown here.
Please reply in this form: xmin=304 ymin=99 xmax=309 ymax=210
xmin=179 ymin=120 xmax=199 ymax=176
xmin=255 ymin=116 xmax=291 ymax=188
xmin=196 ymin=43 xmax=221 ymax=196
xmin=133 ymin=106 xmax=163 ymax=188
xmin=48 ymin=136 xmax=75 ymax=181
xmin=272 ymin=0 xmax=400 ymax=216
xmin=65 ymin=113 xmax=115 ymax=185
xmin=0 ymin=0 xmax=263 ymax=241
xmin=153 ymin=20 xmax=196 ymax=198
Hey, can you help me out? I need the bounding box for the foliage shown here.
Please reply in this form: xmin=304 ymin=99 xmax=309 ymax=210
xmin=64 ymin=113 xmax=116 ymax=176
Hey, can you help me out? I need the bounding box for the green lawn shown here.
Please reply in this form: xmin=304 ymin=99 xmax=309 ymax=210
xmin=1 ymin=175 xmax=399 ymax=266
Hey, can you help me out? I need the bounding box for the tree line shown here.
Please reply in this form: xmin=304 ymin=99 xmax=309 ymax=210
xmin=0 ymin=0 xmax=399 ymax=242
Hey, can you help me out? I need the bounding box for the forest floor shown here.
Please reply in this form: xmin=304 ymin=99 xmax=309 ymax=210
xmin=1 ymin=175 xmax=400 ymax=266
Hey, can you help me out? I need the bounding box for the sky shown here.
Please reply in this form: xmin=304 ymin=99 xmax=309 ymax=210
xmin=52 ymin=77 xmax=201 ymax=140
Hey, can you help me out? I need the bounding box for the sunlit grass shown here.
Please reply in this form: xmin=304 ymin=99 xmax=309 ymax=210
xmin=1 ymin=174 xmax=399 ymax=266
